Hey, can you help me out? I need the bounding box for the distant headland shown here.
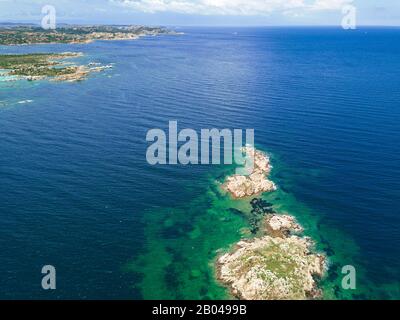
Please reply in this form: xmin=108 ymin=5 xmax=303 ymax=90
xmin=0 ymin=25 xmax=180 ymax=45
xmin=0 ymin=52 xmax=112 ymax=82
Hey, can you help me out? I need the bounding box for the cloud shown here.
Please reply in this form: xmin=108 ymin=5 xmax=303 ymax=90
xmin=310 ymin=0 xmax=352 ymax=11
xmin=111 ymin=0 xmax=352 ymax=16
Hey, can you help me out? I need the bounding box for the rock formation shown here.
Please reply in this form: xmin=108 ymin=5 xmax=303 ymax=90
xmin=217 ymin=235 xmax=326 ymax=300
xmin=218 ymin=147 xmax=327 ymax=300
xmin=223 ymin=147 xmax=277 ymax=199
xmin=263 ymin=214 xmax=304 ymax=238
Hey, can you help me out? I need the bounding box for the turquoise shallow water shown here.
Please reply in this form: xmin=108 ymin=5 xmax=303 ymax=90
xmin=0 ymin=27 xmax=399 ymax=299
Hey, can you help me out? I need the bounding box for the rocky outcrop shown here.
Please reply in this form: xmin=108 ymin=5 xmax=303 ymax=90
xmin=51 ymin=65 xmax=90 ymax=82
xmin=263 ymin=214 xmax=304 ymax=238
xmin=217 ymin=212 xmax=326 ymax=300
xmin=0 ymin=25 xmax=175 ymax=46
xmin=223 ymin=147 xmax=277 ymax=199
xmin=217 ymin=147 xmax=327 ymax=300
xmin=51 ymin=64 xmax=112 ymax=82
xmin=217 ymin=235 xmax=326 ymax=300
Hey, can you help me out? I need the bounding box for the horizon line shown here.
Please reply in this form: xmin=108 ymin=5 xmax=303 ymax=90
xmin=1 ymin=21 xmax=400 ymax=28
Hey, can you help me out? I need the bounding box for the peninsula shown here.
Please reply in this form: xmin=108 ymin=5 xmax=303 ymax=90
xmin=0 ymin=52 xmax=111 ymax=82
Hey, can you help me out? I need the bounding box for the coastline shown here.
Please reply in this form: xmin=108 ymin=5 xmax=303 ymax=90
xmin=0 ymin=52 xmax=113 ymax=82
xmin=0 ymin=25 xmax=181 ymax=83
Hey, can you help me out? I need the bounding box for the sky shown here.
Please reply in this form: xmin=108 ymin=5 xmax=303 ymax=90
xmin=0 ymin=0 xmax=399 ymax=26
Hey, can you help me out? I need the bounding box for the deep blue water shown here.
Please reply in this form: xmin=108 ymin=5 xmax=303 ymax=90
xmin=0 ymin=27 xmax=399 ymax=299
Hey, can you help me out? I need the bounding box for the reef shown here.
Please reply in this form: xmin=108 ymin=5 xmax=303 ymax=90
xmin=217 ymin=147 xmax=327 ymax=300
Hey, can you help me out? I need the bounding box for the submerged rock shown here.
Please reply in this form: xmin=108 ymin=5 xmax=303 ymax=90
xmin=217 ymin=235 xmax=326 ymax=300
xmin=247 ymin=198 xmax=276 ymax=234
xmin=250 ymin=198 xmax=275 ymax=215
xmin=222 ymin=147 xmax=277 ymax=199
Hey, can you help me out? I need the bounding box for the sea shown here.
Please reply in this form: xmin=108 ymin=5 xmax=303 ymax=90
xmin=0 ymin=27 xmax=399 ymax=299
